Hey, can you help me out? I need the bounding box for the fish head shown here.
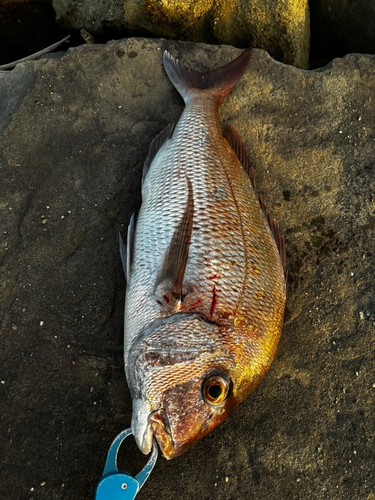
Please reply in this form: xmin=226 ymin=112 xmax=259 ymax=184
xmin=127 ymin=313 xmax=237 ymax=459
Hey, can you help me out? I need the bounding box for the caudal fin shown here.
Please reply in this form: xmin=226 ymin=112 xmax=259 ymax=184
xmin=163 ymin=47 xmax=252 ymax=102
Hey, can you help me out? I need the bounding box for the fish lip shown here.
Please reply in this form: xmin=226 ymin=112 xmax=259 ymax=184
xmin=131 ymin=399 xmax=154 ymax=455
xmin=148 ymin=409 xmax=179 ymax=459
xmin=132 ymin=406 xmax=175 ymax=457
xmin=148 ymin=410 xmax=194 ymax=459
xmin=149 ymin=409 xmax=172 ymax=435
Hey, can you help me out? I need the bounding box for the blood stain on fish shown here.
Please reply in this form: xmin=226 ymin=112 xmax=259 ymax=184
xmin=210 ymin=286 xmax=217 ymax=321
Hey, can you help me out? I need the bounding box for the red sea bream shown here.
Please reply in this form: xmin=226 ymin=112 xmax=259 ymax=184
xmin=120 ymin=47 xmax=286 ymax=459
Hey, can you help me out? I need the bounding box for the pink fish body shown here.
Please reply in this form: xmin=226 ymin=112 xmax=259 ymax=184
xmin=121 ymin=48 xmax=286 ymax=459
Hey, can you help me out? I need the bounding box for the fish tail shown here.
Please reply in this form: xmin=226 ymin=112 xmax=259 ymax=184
xmin=163 ymin=47 xmax=253 ymax=102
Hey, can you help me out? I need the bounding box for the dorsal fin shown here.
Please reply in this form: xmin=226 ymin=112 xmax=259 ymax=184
xmin=154 ymin=177 xmax=194 ymax=301
xmin=142 ymin=123 xmax=174 ymax=186
xmin=224 ymin=124 xmax=256 ymax=190
xmin=258 ymin=197 xmax=287 ymax=278
xmin=224 ymin=125 xmax=287 ymax=278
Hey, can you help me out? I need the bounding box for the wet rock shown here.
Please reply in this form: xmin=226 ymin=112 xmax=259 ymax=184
xmin=52 ymin=0 xmax=310 ymax=68
xmin=310 ymin=0 xmax=375 ymax=66
xmin=0 ymin=39 xmax=374 ymax=499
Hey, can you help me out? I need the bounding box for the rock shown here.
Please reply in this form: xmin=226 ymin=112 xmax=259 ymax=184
xmin=211 ymin=0 xmax=310 ymax=68
xmin=310 ymin=0 xmax=375 ymax=66
xmin=0 ymin=0 xmax=68 ymax=67
xmin=0 ymin=38 xmax=374 ymax=499
xmin=52 ymin=0 xmax=310 ymax=68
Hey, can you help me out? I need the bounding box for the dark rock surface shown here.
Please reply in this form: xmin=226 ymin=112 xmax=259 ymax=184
xmin=52 ymin=0 xmax=310 ymax=68
xmin=310 ymin=0 xmax=375 ymax=66
xmin=0 ymin=0 xmax=68 ymax=67
xmin=1 ymin=38 xmax=374 ymax=499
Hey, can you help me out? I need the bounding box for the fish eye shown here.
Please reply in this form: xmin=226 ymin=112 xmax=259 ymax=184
xmin=202 ymin=375 xmax=230 ymax=405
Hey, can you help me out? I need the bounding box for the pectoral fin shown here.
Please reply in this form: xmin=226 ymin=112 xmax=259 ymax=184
xmin=154 ymin=177 xmax=194 ymax=302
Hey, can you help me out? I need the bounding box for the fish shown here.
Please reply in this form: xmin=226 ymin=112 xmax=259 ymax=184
xmin=120 ymin=47 xmax=286 ymax=460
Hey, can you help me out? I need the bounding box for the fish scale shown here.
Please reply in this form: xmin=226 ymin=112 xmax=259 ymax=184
xmin=125 ymin=95 xmax=247 ymax=356
xmin=122 ymin=48 xmax=286 ymax=459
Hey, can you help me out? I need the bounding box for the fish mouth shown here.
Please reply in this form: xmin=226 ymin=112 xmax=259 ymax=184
xmin=148 ymin=409 xmax=196 ymax=459
xmin=131 ymin=405 xmax=177 ymax=458
xmin=131 ymin=399 xmax=154 ymax=455
xmin=149 ymin=409 xmax=176 ymax=458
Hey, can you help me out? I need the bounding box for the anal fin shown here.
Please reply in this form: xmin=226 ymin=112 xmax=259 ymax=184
xmin=142 ymin=123 xmax=174 ymax=186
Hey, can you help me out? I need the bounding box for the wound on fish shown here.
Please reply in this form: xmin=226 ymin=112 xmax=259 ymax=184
xmin=210 ymin=286 xmax=217 ymax=321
